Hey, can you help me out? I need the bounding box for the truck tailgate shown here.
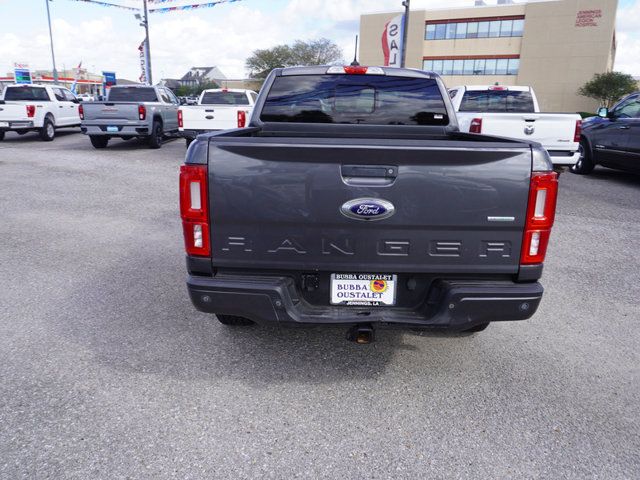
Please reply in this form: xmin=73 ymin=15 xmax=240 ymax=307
xmin=208 ymin=137 xmax=532 ymax=274
xmin=81 ymin=102 xmax=141 ymax=124
xmin=476 ymin=113 xmax=579 ymax=150
xmin=181 ymin=105 xmax=251 ymax=131
xmin=0 ymin=103 xmax=31 ymax=122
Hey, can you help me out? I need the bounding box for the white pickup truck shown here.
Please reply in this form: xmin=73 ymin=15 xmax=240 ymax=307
xmin=178 ymin=88 xmax=257 ymax=146
xmin=0 ymin=84 xmax=81 ymax=141
xmin=449 ymin=85 xmax=581 ymax=167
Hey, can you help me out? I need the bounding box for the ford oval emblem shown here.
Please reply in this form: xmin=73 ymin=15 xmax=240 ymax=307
xmin=340 ymin=198 xmax=395 ymax=221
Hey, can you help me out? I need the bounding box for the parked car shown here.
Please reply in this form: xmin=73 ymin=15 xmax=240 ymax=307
xmin=0 ymin=84 xmax=81 ymax=141
xmin=449 ymin=85 xmax=582 ymax=168
xmin=178 ymin=88 xmax=257 ymax=146
xmin=77 ymin=93 xmax=96 ymax=102
xmin=79 ymin=85 xmax=180 ymax=149
xmin=180 ymin=66 xmax=559 ymax=342
xmin=572 ymin=92 xmax=640 ymax=175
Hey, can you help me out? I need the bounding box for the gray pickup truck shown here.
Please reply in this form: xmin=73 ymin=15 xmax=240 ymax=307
xmin=179 ymin=65 xmax=559 ymax=342
xmin=80 ymin=85 xmax=179 ymax=149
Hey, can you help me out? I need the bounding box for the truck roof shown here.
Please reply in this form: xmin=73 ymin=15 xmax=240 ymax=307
xmin=277 ymin=65 xmax=439 ymax=80
xmin=449 ymin=85 xmax=532 ymax=92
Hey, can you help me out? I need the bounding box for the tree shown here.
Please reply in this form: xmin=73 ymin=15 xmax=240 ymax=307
xmin=245 ymin=38 xmax=343 ymax=79
xmin=578 ymin=71 xmax=638 ymax=108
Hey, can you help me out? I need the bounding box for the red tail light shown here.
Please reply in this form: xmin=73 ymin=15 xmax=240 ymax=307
xmin=573 ymin=119 xmax=581 ymax=143
xmin=179 ymin=164 xmax=210 ymax=257
xmin=343 ymin=65 xmax=368 ymax=74
xmin=237 ymin=110 xmax=246 ymax=128
xmin=469 ymin=117 xmax=482 ymax=133
xmin=520 ymin=172 xmax=559 ymax=265
xmin=138 ymin=104 xmax=146 ymax=121
xmin=26 ymin=105 xmax=36 ymax=118
xmin=178 ymin=109 xmax=183 ymax=128
xmin=78 ymin=104 xmax=84 ymax=120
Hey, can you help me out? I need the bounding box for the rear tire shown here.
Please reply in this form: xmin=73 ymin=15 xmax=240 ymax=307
xmin=148 ymin=120 xmax=163 ymax=149
xmin=40 ymin=117 xmax=55 ymax=141
xmin=463 ymin=322 xmax=490 ymax=333
xmin=0 ymin=131 xmax=4 ymax=141
xmin=216 ymin=314 xmax=255 ymax=326
xmin=185 ymin=138 xmax=193 ymax=148
xmin=571 ymin=139 xmax=595 ymax=175
xmin=89 ymin=135 xmax=109 ymax=149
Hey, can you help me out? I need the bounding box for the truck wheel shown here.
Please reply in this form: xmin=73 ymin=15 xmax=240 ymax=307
xmin=185 ymin=138 xmax=193 ymax=148
xmin=89 ymin=135 xmax=109 ymax=149
xmin=148 ymin=121 xmax=163 ymax=149
xmin=40 ymin=117 xmax=55 ymax=141
xmin=216 ymin=314 xmax=254 ymax=326
xmin=571 ymin=140 xmax=595 ymax=175
xmin=0 ymin=131 xmax=4 ymax=141
xmin=463 ymin=322 xmax=490 ymax=333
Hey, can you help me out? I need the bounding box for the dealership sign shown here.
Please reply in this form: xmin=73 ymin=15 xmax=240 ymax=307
xmin=381 ymin=14 xmax=404 ymax=67
xmin=575 ymin=9 xmax=602 ymax=27
xmin=138 ymin=40 xmax=148 ymax=84
xmin=13 ymin=63 xmax=31 ymax=84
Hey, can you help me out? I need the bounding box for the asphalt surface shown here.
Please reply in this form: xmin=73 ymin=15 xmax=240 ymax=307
xmin=0 ymin=129 xmax=638 ymax=479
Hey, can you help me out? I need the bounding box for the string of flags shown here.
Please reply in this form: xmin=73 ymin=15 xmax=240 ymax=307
xmin=68 ymin=0 xmax=244 ymax=14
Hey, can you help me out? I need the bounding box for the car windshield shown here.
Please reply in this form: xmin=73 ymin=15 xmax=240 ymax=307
xmin=201 ymin=91 xmax=249 ymax=105
xmin=107 ymin=87 xmax=158 ymax=102
xmin=260 ymin=74 xmax=449 ymax=125
xmin=459 ymin=89 xmax=535 ymax=113
xmin=4 ymin=87 xmax=50 ymax=101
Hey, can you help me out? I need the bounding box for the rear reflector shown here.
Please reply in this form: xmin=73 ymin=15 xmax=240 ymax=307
xmin=574 ymin=119 xmax=581 ymax=143
xmin=326 ymin=66 xmax=385 ymax=75
xmin=237 ymin=110 xmax=246 ymax=128
xmin=469 ymin=117 xmax=482 ymax=134
xmin=178 ymin=109 xmax=183 ymax=128
xmin=138 ymin=104 xmax=146 ymax=121
xmin=179 ymin=164 xmax=210 ymax=257
xmin=26 ymin=105 xmax=36 ymax=118
xmin=520 ymin=172 xmax=558 ymax=265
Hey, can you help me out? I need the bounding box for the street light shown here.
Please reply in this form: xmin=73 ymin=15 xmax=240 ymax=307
xmin=135 ymin=0 xmax=153 ymax=84
xmin=45 ymin=0 xmax=59 ymax=84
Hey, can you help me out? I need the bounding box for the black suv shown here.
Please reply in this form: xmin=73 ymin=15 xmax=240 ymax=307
xmin=573 ymin=92 xmax=640 ymax=175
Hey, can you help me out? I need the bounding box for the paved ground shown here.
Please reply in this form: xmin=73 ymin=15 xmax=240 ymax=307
xmin=0 ymin=130 xmax=638 ymax=479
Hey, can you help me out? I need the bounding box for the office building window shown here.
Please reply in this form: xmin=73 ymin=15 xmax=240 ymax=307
xmin=425 ymin=16 xmax=525 ymax=40
xmin=423 ymin=57 xmax=520 ymax=76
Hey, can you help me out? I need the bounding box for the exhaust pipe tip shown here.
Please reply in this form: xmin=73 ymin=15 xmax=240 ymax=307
xmin=347 ymin=324 xmax=375 ymax=344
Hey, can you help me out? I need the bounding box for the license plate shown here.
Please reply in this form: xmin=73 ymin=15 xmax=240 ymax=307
xmin=330 ymin=273 xmax=397 ymax=306
xmin=106 ymin=126 xmax=119 ymax=132
xmin=0 ymin=121 xmax=9 ymax=128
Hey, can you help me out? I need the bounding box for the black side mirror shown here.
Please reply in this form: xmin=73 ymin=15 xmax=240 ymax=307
xmin=74 ymin=98 xmax=82 ymax=103
xmin=597 ymin=107 xmax=609 ymax=118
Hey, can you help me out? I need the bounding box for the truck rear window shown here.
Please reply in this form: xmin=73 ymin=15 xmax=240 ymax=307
xmin=4 ymin=87 xmax=50 ymax=101
xmin=459 ymin=90 xmax=535 ymax=113
xmin=107 ymin=87 xmax=158 ymax=102
xmin=201 ymin=91 xmax=249 ymax=105
xmin=260 ymin=75 xmax=449 ymax=125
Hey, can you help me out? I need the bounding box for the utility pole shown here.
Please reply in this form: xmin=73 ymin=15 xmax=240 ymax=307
xmin=45 ymin=0 xmax=59 ymax=84
xmin=400 ymin=0 xmax=410 ymax=68
xmin=142 ymin=0 xmax=153 ymax=84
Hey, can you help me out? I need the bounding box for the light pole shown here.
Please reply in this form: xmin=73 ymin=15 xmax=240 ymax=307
xmin=400 ymin=0 xmax=410 ymax=68
xmin=45 ymin=0 xmax=59 ymax=84
xmin=135 ymin=0 xmax=153 ymax=84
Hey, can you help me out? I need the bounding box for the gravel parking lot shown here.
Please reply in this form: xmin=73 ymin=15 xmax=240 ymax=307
xmin=0 ymin=130 xmax=638 ymax=479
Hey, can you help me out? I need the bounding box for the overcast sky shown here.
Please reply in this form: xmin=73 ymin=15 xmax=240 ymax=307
xmin=0 ymin=0 xmax=638 ymax=81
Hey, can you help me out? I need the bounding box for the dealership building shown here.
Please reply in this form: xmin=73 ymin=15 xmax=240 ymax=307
xmin=359 ymin=0 xmax=618 ymax=112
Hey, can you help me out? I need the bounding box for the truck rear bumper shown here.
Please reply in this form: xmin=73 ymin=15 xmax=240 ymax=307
xmin=81 ymin=124 xmax=149 ymax=137
xmin=187 ymin=274 xmax=543 ymax=330
xmin=181 ymin=129 xmax=220 ymax=139
xmin=548 ymin=150 xmax=580 ymax=166
xmin=0 ymin=120 xmax=35 ymax=130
